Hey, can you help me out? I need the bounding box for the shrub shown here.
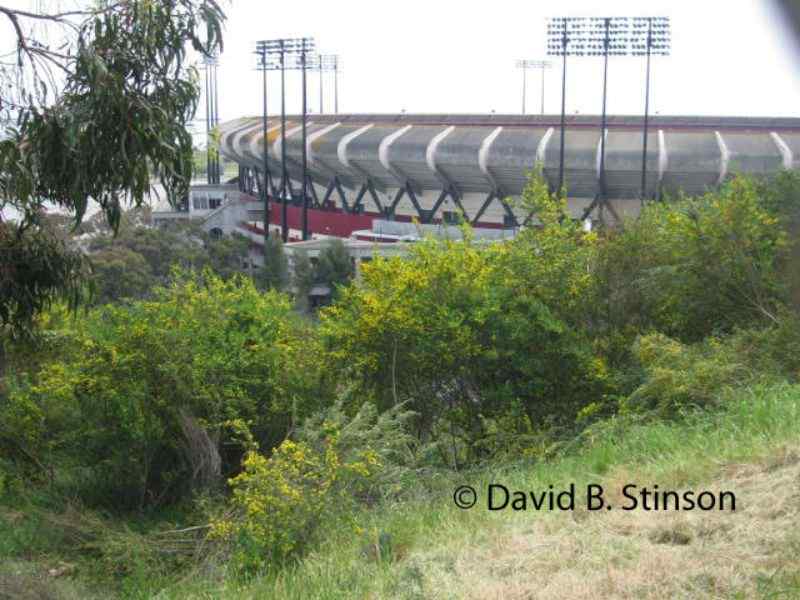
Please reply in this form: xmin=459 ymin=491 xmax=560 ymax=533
xmin=210 ymin=400 xmax=416 ymax=573
xmin=321 ymin=220 xmax=610 ymax=462
xmin=721 ymin=312 xmax=800 ymax=382
xmin=594 ymin=176 xmax=790 ymax=344
xmin=4 ymin=270 xmax=324 ymax=510
xmin=622 ymin=333 xmax=755 ymax=417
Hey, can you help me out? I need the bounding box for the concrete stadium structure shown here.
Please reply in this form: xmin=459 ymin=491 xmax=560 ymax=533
xmin=219 ymin=113 xmax=800 ymax=228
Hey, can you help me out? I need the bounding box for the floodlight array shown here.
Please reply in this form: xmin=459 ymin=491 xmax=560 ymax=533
xmin=317 ymin=54 xmax=339 ymax=70
xmin=547 ymin=17 xmax=671 ymax=57
xmin=631 ymin=17 xmax=671 ymax=56
xmin=254 ymin=54 xmax=281 ymax=70
xmin=255 ymin=37 xmax=316 ymax=56
xmin=516 ymin=59 xmax=552 ymax=69
xmin=304 ymin=54 xmax=336 ymax=70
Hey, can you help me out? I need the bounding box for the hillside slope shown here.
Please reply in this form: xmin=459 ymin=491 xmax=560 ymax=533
xmin=231 ymin=383 xmax=800 ymax=600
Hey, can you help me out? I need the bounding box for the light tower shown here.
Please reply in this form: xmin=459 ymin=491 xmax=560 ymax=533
xmin=201 ymin=55 xmax=220 ymax=185
xmin=255 ymin=37 xmax=316 ymax=242
xmin=547 ymin=16 xmax=671 ymax=215
xmin=312 ymin=54 xmax=339 ymax=114
xmin=631 ymin=17 xmax=672 ymax=201
xmin=516 ymin=59 xmax=551 ymax=115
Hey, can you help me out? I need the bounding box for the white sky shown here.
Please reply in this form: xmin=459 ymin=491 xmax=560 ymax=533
xmin=211 ymin=0 xmax=800 ymax=120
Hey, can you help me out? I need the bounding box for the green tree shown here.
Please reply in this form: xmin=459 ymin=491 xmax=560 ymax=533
xmin=4 ymin=270 xmax=325 ymax=510
xmin=87 ymin=222 xmax=254 ymax=303
xmin=593 ymin=176 xmax=790 ymax=345
xmin=259 ymin=232 xmax=289 ymax=291
xmin=0 ymin=0 xmax=225 ymax=333
xmin=204 ymin=232 xmax=252 ymax=280
xmin=90 ymin=246 xmax=156 ymax=304
xmin=321 ymin=235 xmax=608 ymax=462
xmin=315 ymin=238 xmax=355 ymax=293
xmin=292 ymin=249 xmax=315 ymax=309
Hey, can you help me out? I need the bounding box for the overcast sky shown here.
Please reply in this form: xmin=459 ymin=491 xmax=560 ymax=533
xmin=209 ymin=0 xmax=800 ymax=121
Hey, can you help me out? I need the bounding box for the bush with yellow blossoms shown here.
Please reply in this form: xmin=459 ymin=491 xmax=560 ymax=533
xmin=210 ymin=399 xmax=417 ymax=572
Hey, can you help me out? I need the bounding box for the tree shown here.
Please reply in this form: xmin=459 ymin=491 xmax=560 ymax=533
xmin=204 ymin=231 xmax=252 ymax=280
xmin=259 ymin=232 xmax=289 ymax=291
xmin=292 ymin=249 xmax=315 ymax=310
xmin=90 ymin=245 xmax=155 ymax=304
xmin=315 ymin=238 xmax=355 ymax=293
xmin=86 ymin=220 xmax=254 ymax=303
xmin=320 ymin=236 xmax=608 ymax=462
xmin=593 ymin=176 xmax=791 ymax=344
xmin=0 ymin=0 xmax=225 ymax=333
xmin=3 ymin=270 xmax=325 ymax=510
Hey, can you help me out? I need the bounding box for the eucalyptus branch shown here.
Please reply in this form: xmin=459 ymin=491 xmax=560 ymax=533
xmin=0 ymin=4 xmax=118 ymax=23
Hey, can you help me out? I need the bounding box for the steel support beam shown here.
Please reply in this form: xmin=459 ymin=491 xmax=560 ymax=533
xmin=471 ymin=191 xmax=497 ymax=225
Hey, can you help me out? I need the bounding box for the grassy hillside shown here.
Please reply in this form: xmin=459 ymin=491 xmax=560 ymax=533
xmin=137 ymin=382 xmax=799 ymax=599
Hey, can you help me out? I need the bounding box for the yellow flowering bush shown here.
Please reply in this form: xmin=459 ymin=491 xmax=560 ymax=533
xmin=211 ymin=400 xmax=415 ymax=572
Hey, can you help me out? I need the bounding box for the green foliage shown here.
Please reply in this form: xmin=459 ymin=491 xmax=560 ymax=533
xmin=291 ymin=249 xmax=315 ymax=309
xmin=594 ymin=176 xmax=790 ymax=344
xmin=259 ymin=233 xmax=289 ymax=292
xmin=87 ymin=222 xmax=253 ymax=304
xmin=510 ymin=169 xmax=599 ymax=327
xmin=289 ymin=240 xmax=355 ymax=310
xmin=296 ymin=398 xmax=419 ymax=498
xmin=622 ymin=333 xmax=753 ymax=418
xmin=0 ymin=0 xmax=225 ymax=331
xmin=4 ymin=270 xmax=323 ymax=510
xmin=211 ymin=401 xmax=416 ymax=573
xmin=203 ymin=232 xmax=253 ymax=281
xmin=315 ymin=239 xmax=356 ymax=293
xmin=90 ymin=246 xmax=155 ymax=305
xmin=0 ymin=223 xmax=89 ymax=337
xmin=731 ymin=312 xmax=800 ymax=380
xmin=0 ymin=168 xmax=799 ymax=597
xmin=321 ymin=231 xmax=609 ymax=462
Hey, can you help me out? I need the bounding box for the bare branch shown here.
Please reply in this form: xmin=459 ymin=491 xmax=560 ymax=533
xmin=0 ymin=4 xmax=116 ymax=23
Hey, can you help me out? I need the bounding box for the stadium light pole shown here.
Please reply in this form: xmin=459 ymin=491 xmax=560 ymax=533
xmin=333 ymin=55 xmax=340 ymax=114
xmin=298 ymin=38 xmax=316 ymax=241
xmin=313 ymin=54 xmax=339 ymax=115
xmin=516 ymin=59 xmax=552 ymax=115
xmin=280 ymin=44 xmax=288 ymax=241
xmin=632 ymin=17 xmax=671 ymax=202
xmin=318 ymin=55 xmax=323 ymax=114
xmin=256 ymin=38 xmax=316 ymax=242
xmin=579 ymin=17 xmax=633 ymax=213
xmin=203 ymin=57 xmax=211 ymax=181
xmin=516 ymin=60 xmax=528 ymax=114
xmin=201 ymin=55 xmax=220 ymax=185
xmin=548 ymin=18 xmax=585 ymax=196
xmin=255 ymin=46 xmax=282 ymax=249
xmin=538 ymin=60 xmax=551 ymax=115
xmin=549 ymin=17 xmax=665 ymax=219
xmin=213 ymin=56 xmax=221 ymax=183
xmin=597 ymin=18 xmax=613 ymax=207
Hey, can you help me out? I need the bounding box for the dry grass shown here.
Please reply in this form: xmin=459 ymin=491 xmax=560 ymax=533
xmin=405 ymin=445 xmax=800 ymax=600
